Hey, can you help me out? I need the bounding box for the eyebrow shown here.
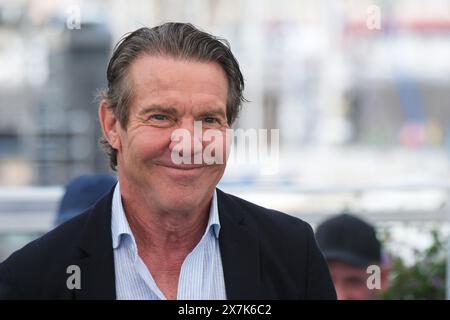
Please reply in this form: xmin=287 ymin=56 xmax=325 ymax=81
xmin=137 ymin=105 xmax=179 ymax=116
xmin=199 ymin=108 xmax=227 ymax=119
xmin=138 ymin=105 xmax=227 ymax=119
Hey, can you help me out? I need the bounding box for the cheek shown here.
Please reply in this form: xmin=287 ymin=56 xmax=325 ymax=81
xmin=126 ymin=128 xmax=171 ymax=159
xmin=222 ymin=134 xmax=232 ymax=161
xmin=197 ymin=165 xmax=226 ymax=188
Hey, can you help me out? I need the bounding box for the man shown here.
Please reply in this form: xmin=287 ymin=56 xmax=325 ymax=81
xmin=0 ymin=23 xmax=335 ymax=300
xmin=315 ymin=213 xmax=390 ymax=300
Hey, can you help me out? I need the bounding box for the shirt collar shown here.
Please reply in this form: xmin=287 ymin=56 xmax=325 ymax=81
xmin=111 ymin=183 xmax=221 ymax=250
xmin=111 ymin=182 xmax=134 ymax=250
xmin=208 ymin=188 xmax=221 ymax=239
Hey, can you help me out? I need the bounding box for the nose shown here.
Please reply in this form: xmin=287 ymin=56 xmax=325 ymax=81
xmin=169 ymin=119 xmax=204 ymax=163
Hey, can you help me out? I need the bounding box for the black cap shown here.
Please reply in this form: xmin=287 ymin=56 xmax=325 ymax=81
xmin=315 ymin=213 xmax=381 ymax=267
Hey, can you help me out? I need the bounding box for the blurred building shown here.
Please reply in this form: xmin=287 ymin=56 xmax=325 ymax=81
xmin=28 ymin=23 xmax=111 ymax=185
xmin=0 ymin=1 xmax=111 ymax=185
xmin=1 ymin=0 xmax=450 ymax=285
xmin=0 ymin=0 xmax=450 ymax=187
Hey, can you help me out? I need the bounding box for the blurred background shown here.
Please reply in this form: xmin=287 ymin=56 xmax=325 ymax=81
xmin=0 ymin=0 xmax=450 ymax=299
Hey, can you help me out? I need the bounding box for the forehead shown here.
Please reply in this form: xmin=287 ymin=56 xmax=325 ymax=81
xmin=127 ymin=54 xmax=228 ymax=108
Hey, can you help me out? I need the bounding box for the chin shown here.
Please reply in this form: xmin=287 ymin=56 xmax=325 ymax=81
xmin=161 ymin=184 xmax=214 ymax=211
xmin=162 ymin=195 xmax=202 ymax=213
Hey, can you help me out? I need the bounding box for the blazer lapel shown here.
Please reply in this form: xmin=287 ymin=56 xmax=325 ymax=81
xmin=217 ymin=189 xmax=262 ymax=299
xmin=73 ymin=188 xmax=117 ymax=300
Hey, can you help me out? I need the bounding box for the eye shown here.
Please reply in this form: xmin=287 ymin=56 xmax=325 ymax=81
xmin=150 ymin=114 xmax=168 ymax=121
xmin=204 ymin=117 xmax=219 ymax=124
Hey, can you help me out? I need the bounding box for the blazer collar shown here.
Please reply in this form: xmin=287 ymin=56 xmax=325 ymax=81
xmin=74 ymin=185 xmax=117 ymax=300
xmin=216 ymin=189 xmax=262 ymax=299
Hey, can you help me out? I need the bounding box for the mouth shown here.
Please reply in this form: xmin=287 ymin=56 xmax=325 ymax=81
xmin=157 ymin=162 xmax=207 ymax=171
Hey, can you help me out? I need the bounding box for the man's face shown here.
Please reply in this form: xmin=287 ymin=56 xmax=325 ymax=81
xmin=107 ymin=55 xmax=230 ymax=213
xmin=328 ymin=260 xmax=377 ymax=300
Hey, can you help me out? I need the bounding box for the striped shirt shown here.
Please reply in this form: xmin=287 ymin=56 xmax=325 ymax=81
xmin=111 ymin=183 xmax=227 ymax=300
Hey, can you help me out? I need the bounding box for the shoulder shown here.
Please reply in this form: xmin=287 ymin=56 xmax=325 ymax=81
xmin=0 ymin=210 xmax=90 ymax=299
xmin=2 ymin=212 xmax=89 ymax=267
xmin=1 ymin=187 xmax=114 ymax=273
xmin=0 ymin=189 xmax=114 ymax=299
xmin=217 ymin=188 xmax=313 ymax=232
xmin=216 ymin=189 xmax=336 ymax=299
xmin=217 ymin=188 xmax=314 ymax=244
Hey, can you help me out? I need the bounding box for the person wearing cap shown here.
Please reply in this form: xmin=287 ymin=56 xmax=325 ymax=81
xmin=315 ymin=213 xmax=390 ymax=300
xmin=55 ymin=174 xmax=117 ymax=226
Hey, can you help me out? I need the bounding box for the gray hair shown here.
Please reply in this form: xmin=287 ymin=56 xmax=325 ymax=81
xmin=99 ymin=22 xmax=245 ymax=171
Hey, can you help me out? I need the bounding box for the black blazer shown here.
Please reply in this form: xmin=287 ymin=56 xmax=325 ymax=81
xmin=0 ymin=188 xmax=336 ymax=300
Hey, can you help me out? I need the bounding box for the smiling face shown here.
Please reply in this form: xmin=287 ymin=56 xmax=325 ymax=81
xmin=100 ymin=55 xmax=230 ymax=214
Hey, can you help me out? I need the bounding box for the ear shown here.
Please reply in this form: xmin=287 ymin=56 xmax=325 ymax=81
xmin=99 ymin=100 xmax=122 ymax=151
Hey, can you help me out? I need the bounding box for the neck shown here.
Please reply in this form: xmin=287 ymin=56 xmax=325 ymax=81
xmin=118 ymin=181 xmax=212 ymax=256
